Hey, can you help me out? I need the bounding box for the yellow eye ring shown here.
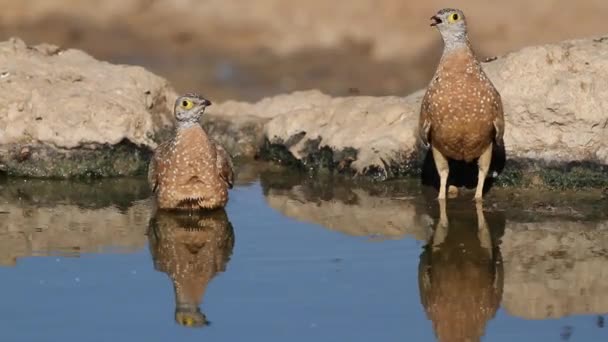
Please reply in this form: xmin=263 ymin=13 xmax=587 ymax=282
xmin=448 ymin=13 xmax=460 ymax=23
xmin=180 ymin=99 xmax=194 ymax=109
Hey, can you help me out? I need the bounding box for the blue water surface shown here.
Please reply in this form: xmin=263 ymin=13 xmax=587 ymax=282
xmin=0 ymin=181 xmax=606 ymax=342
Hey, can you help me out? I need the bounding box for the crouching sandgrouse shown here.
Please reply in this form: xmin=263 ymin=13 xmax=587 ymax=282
xmin=148 ymin=93 xmax=234 ymax=210
xmin=419 ymin=8 xmax=505 ymax=200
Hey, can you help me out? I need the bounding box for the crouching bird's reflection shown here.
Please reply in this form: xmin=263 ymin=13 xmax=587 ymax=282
xmin=418 ymin=200 xmax=505 ymax=342
xmin=148 ymin=209 xmax=235 ymax=328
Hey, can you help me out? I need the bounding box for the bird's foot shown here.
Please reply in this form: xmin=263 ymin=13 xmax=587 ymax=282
xmin=448 ymin=185 xmax=459 ymax=198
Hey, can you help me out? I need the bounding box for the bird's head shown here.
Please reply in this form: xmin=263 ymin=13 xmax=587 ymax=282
xmin=174 ymin=93 xmax=212 ymax=126
xmin=430 ymin=8 xmax=468 ymax=45
xmin=175 ymin=306 xmax=208 ymax=328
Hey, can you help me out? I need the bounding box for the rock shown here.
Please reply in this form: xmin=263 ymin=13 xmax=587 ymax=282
xmin=207 ymin=36 xmax=608 ymax=187
xmin=207 ymin=90 xmax=421 ymax=174
xmin=0 ymin=38 xmax=177 ymax=178
xmin=0 ymin=178 xmax=151 ymax=265
xmin=201 ymin=106 xmax=270 ymax=159
xmin=485 ymin=38 xmax=608 ymax=165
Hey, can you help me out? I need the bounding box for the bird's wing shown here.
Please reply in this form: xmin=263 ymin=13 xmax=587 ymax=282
xmin=418 ymin=93 xmax=433 ymax=148
xmin=148 ymin=141 xmax=170 ymax=193
xmin=147 ymin=156 xmax=159 ymax=193
xmin=214 ymin=142 xmax=234 ymax=189
xmin=492 ymin=92 xmax=505 ymax=146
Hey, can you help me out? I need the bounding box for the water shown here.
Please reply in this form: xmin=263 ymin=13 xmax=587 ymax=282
xmin=0 ymin=171 xmax=607 ymax=342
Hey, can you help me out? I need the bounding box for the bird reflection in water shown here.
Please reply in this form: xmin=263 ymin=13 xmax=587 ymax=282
xmin=148 ymin=209 xmax=235 ymax=328
xmin=419 ymin=200 xmax=505 ymax=342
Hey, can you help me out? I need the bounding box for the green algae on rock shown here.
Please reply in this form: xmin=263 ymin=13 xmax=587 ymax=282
xmin=0 ymin=141 xmax=151 ymax=179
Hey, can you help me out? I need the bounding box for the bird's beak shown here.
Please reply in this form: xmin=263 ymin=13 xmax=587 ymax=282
xmin=197 ymin=99 xmax=212 ymax=115
xmin=430 ymin=15 xmax=442 ymax=27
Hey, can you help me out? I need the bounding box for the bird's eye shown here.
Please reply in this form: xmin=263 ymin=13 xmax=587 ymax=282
xmin=180 ymin=99 xmax=194 ymax=109
xmin=448 ymin=13 xmax=460 ymax=22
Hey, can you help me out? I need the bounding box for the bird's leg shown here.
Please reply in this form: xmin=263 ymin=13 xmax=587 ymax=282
xmin=432 ymin=198 xmax=449 ymax=251
xmin=475 ymin=200 xmax=493 ymax=259
xmin=432 ymin=146 xmax=449 ymax=200
xmin=474 ymin=143 xmax=493 ymax=201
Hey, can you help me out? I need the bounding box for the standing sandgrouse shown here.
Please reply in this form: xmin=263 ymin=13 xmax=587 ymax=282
xmin=419 ymin=8 xmax=504 ymax=200
xmin=148 ymin=93 xmax=234 ymax=210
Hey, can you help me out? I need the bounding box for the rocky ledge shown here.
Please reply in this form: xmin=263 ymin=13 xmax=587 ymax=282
xmin=0 ymin=38 xmax=176 ymax=178
xmin=1 ymin=36 xmax=607 ymax=187
xmin=205 ymin=36 xmax=608 ymax=188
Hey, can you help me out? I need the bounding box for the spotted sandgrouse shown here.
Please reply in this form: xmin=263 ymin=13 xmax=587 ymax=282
xmin=419 ymin=8 xmax=505 ymax=200
xmin=148 ymin=93 xmax=234 ymax=210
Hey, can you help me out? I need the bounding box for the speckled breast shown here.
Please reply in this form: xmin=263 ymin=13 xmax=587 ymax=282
xmin=426 ymin=55 xmax=498 ymax=161
xmin=157 ymin=126 xmax=228 ymax=209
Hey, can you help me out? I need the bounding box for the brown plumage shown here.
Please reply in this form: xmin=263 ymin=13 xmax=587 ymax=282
xmin=419 ymin=8 xmax=504 ymax=200
xmin=148 ymin=209 xmax=235 ymax=327
xmin=418 ymin=200 xmax=503 ymax=342
xmin=148 ymin=93 xmax=234 ymax=210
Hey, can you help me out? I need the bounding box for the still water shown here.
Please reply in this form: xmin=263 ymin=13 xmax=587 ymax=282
xmin=0 ymin=169 xmax=607 ymax=342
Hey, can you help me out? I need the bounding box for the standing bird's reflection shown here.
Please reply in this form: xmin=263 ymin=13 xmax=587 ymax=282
xmin=418 ymin=200 xmax=504 ymax=342
xmin=148 ymin=209 xmax=235 ymax=328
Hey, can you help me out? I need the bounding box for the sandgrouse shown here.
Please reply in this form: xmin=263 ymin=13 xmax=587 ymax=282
xmin=148 ymin=93 xmax=234 ymax=210
xmin=419 ymin=8 xmax=504 ymax=200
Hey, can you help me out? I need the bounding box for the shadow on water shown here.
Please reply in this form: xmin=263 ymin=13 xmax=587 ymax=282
xmin=148 ymin=209 xmax=235 ymax=328
xmin=419 ymin=199 xmax=504 ymax=342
